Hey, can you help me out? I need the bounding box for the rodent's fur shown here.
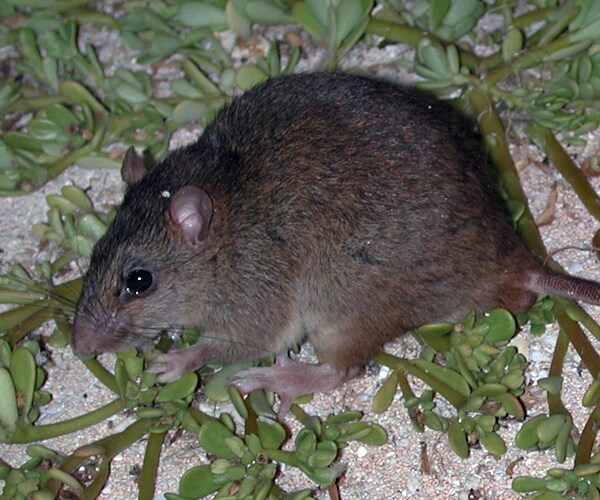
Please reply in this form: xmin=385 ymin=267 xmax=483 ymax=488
xmin=72 ymin=72 xmax=600 ymax=407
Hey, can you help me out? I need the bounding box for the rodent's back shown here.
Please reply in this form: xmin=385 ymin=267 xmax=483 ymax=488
xmin=185 ymin=72 xmax=532 ymax=324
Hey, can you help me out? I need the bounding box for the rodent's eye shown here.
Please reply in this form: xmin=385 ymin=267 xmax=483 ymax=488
xmin=125 ymin=269 xmax=153 ymax=297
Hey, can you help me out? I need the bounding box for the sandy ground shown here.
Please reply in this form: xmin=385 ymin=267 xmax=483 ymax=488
xmin=2 ymin=21 xmax=600 ymax=500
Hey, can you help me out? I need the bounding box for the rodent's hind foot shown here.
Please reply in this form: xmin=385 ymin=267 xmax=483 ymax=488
xmin=229 ymin=354 xmax=362 ymax=419
xmin=148 ymin=344 xmax=210 ymax=383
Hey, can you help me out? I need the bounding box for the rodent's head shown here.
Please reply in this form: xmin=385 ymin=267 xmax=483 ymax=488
xmin=71 ymin=148 xmax=216 ymax=355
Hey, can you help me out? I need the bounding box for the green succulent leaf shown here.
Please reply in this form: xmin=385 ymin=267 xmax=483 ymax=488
xmin=373 ymin=370 xmax=398 ymax=414
xmin=447 ymin=418 xmax=469 ymax=458
xmin=198 ymin=420 xmax=237 ymax=460
xmin=9 ymin=346 xmax=36 ymax=422
xmin=179 ymin=464 xmax=229 ymax=498
xmin=156 ymin=373 xmax=198 ymax=403
xmin=479 ymin=432 xmax=507 ymax=456
xmin=203 ymin=360 xmax=256 ymax=402
xmin=0 ymin=367 xmax=19 ymax=435
xmin=257 ymin=420 xmax=287 ymax=450
xmin=482 ymin=309 xmax=517 ymax=343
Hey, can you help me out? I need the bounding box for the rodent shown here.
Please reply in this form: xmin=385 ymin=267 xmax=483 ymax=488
xmin=71 ymin=71 xmax=600 ymax=413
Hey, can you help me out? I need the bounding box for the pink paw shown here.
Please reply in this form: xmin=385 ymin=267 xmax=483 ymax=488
xmin=228 ymin=355 xmax=362 ymax=419
xmin=147 ymin=349 xmax=195 ymax=383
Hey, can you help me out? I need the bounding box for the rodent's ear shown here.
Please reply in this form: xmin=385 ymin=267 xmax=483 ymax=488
xmin=170 ymin=186 xmax=213 ymax=243
xmin=121 ymin=147 xmax=148 ymax=185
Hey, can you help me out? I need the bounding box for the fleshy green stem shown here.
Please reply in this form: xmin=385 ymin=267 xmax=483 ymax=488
xmin=67 ymin=12 xmax=120 ymax=28
xmin=48 ymin=418 xmax=151 ymax=498
xmin=187 ymin=407 xmax=214 ymax=426
xmin=513 ymin=7 xmax=558 ymax=30
xmin=527 ymin=123 xmax=600 ymax=221
xmin=8 ymin=398 xmax=125 ymax=443
xmin=574 ymin=307 xmax=600 ymax=346
xmin=52 ymin=276 xmax=83 ymax=306
xmin=5 ymin=301 xmax=58 ymax=345
xmin=464 ymin=86 xmax=600 ymax=381
xmin=554 ymin=300 xmax=600 ymax=377
xmin=547 ymin=327 xmax=569 ymax=415
xmin=396 ymin=369 xmax=416 ymax=401
xmin=365 ymin=18 xmax=481 ymax=70
xmin=465 ymin=86 xmax=547 ymax=259
xmin=81 ymin=358 xmax=119 ymax=393
xmin=56 ymin=0 xmax=98 ymax=11
xmin=575 ymin=403 xmax=600 ymax=466
xmin=374 ymin=352 xmax=467 ymax=409
xmin=485 ymin=34 xmax=590 ymax=87
xmin=467 ymin=87 xmax=547 ymax=254
xmin=139 ymin=430 xmax=167 ymax=500
xmin=0 ymin=290 xmax=46 ymax=304
xmin=44 ymin=127 xmax=106 ymax=181
xmin=5 ymin=95 xmax=68 ymax=113
xmin=365 ymin=18 xmax=424 ymax=46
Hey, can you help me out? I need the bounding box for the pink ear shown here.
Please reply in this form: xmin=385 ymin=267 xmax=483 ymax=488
xmin=121 ymin=147 xmax=147 ymax=185
xmin=170 ymin=186 xmax=213 ymax=243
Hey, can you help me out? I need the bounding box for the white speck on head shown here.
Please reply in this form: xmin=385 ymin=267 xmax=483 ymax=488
xmin=161 ymin=191 xmax=171 ymax=198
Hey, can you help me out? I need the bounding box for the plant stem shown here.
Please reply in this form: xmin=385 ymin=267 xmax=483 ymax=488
xmin=82 ymin=358 xmax=119 ymax=393
xmin=578 ymin=309 xmax=600 ymax=346
xmin=366 ymin=18 xmax=481 ymax=70
xmin=527 ymin=123 xmax=600 ymax=221
xmin=547 ymin=328 xmax=569 ymax=415
xmin=396 ymin=369 xmax=416 ymax=400
xmin=5 ymin=96 xmax=67 ymax=113
xmin=48 ymin=418 xmax=151 ymax=498
xmin=187 ymin=407 xmax=213 ymax=426
xmin=485 ymin=34 xmax=590 ymax=87
xmin=5 ymin=301 xmax=57 ymax=345
xmin=0 ymin=290 xmax=47 ymax=304
xmin=374 ymin=352 xmax=467 ymax=409
xmin=465 ymin=86 xmax=547 ymax=259
xmin=575 ymin=403 xmax=600 ymax=465
xmin=139 ymin=430 xmax=167 ymax=500
xmin=555 ymin=300 xmax=600 ymax=377
xmin=365 ymin=19 xmax=423 ymax=46
xmin=9 ymin=398 xmax=125 ymax=443
xmin=513 ymin=7 xmax=558 ymax=29
xmin=44 ymin=127 xmax=106 ymax=181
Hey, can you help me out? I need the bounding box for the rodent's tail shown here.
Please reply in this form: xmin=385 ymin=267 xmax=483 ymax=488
xmin=526 ymin=269 xmax=600 ymax=305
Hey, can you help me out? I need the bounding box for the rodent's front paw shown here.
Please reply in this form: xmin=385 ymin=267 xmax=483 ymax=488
xmin=147 ymin=350 xmax=191 ymax=383
xmin=148 ymin=343 xmax=211 ymax=383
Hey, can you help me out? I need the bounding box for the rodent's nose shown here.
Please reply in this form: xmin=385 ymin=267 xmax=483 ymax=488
xmin=70 ymin=316 xmax=98 ymax=355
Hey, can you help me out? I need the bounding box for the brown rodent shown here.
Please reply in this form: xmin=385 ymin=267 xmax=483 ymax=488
xmin=71 ymin=71 xmax=600 ymax=412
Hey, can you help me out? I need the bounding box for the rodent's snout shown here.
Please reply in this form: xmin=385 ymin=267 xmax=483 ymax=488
xmin=71 ymin=308 xmax=144 ymax=355
xmin=70 ymin=315 xmax=99 ymax=355
xmin=71 ymin=312 xmax=120 ymax=355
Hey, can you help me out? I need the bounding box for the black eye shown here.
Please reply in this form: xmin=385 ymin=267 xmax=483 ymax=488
xmin=125 ymin=269 xmax=153 ymax=297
